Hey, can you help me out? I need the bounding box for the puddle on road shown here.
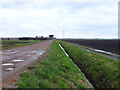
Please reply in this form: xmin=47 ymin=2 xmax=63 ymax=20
xmin=33 ymin=51 xmax=45 ymax=59
xmin=94 ymin=49 xmax=107 ymax=53
xmin=7 ymin=50 xmax=12 ymax=52
xmin=6 ymin=67 xmax=14 ymax=71
xmin=30 ymin=51 xmax=38 ymax=53
xmin=4 ymin=51 xmax=19 ymax=55
xmin=39 ymin=51 xmax=45 ymax=55
xmin=12 ymin=60 xmax=24 ymax=62
xmin=26 ymin=55 xmax=31 ymax=56
xmin=2 ymin=63 xmax=14 ymax=66
xmin=2 ymin=56 xmax=12 ymax=60
xmin=94 ymin=49 xmax=117 ymax=56
xmin=0 ymin=52 xmax=2 ymax=54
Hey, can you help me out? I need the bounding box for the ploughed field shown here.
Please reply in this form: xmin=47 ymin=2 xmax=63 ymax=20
xmin=62 ymin=39 xmax=119 ymax=55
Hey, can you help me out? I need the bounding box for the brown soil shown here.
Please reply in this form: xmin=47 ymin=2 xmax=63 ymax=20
xmin=1 ymin=40 xmax=53 ymax=87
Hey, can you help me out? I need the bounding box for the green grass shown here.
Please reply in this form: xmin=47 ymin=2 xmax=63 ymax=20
xmin=59 ymin=40 xmax=120 ymax=88
xmin=1 ymin=40 xmax=45 ymax=50
xmin=15 ymin=40 xmax=44 ymax=46
xmin=0 ymin=45 xmax=2 ymax=49
xmin=16 ymin=40 xmax=91 ymax=88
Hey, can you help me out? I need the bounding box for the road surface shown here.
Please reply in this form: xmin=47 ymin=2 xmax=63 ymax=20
xmin=1 ymin=40 xmax=53 ymax=87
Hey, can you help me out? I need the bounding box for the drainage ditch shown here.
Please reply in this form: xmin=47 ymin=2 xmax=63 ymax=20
xmin=58 ymin=42 xmax=95 ymax=89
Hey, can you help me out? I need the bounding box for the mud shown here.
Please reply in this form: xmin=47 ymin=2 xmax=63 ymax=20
xmin=1 ymin=40 xmax=53 ymax=87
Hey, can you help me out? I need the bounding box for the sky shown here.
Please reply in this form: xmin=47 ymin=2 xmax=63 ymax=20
xmin=0 ymin=0 xmax=118 ymax=38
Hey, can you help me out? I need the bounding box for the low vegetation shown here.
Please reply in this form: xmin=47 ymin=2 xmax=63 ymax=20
xmin=59 ymin=40 xmax=120 ymax=88
xmin=16 ymin=41 xmax=91 ymax=88
xmin=1 ymin=40 xmax=45 ymax=50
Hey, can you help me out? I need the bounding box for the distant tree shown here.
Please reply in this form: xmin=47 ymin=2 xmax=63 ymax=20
xmin=49 ymin=35 xmax=54 ymax=39
xmin=36 ymin=36 xmax=38 ymax=38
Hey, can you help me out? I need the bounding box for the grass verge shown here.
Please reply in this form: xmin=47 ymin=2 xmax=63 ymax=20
xmin=1 ymin=40 xmax=45 ymax=50
xmin=16 ymin=41 xmax=91 ymax=88
xmin=59 ymin=40 xmax=120 ymax=88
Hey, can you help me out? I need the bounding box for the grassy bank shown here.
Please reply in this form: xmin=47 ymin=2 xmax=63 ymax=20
xmin=16 ymin=41 xmax=91 ymax=88
xmin=1 ymin=40 xmax=45 ymax=50
xmin=59 ymin=40 xmax=120 ymax=88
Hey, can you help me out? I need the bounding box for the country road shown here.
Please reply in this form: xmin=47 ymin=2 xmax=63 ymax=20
xmin=1 ymin=40 xmax=53 ymax=87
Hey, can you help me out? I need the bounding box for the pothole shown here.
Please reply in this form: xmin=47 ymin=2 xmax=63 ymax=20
xmin=2 ymin=63 xmax=14 ymax=66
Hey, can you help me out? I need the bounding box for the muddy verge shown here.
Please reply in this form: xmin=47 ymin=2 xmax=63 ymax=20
xmin=2 ymin=40 xmax=53 ymax=88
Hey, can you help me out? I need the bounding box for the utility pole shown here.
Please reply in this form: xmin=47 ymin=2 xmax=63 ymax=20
xmin=63 ymin=30 xmax=65 ymax=37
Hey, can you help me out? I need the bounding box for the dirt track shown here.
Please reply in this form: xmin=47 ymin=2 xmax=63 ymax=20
xmin=69 ymin=42 xmax=119 ymax=61
xmin=1 ymin=40 xmax=53 ymax=87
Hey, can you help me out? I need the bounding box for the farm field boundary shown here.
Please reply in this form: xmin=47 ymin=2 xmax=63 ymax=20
xmin=1 ymin=40 xmax=45 ymax=50
xmin=16 ymin=41 xmax=91 ymax=88
xmin=67 ymin=42 xmax=119 ymax=61
xmin=59 ymin=40 xmax=120 ymax=88
xmin=62 ymin=39 xmax=118 ymax=55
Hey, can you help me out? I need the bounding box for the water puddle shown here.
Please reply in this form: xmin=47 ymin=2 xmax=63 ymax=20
xmin=39 ymin=51 xmax=45 ymax=55
xmin=34 ymin=51 xmax=45 ymax=59
xmin=6 ymin=67 xmax=14 ymax=71
xmin=7 ymin=50 xmax=12 ymax=52
xmin=58 ymin=44 xmax=69 ymax=57
xmin=3 ymin=51 xmax=19 ymax=55
xmin=2 ymin=63 xmax=14 ymax=66
xmin=27 ymin=55 xmax=31 ymax=56
xmin=2 ymin=56 xmax=12 ymax=61
xmin=94 ymin=49 xmax=117 ymax=56
xmin=10 ymin=51 xmax=19 ymax=54
xmin=12 ymin=60 xmax=24 ymax=62
xmin=33 ymin=51 xmax=45 ymax=59
xmin=0 ymin=52 xmax=2 ymax=54
xmin=30 ymin=51 xmax=38 ymax=53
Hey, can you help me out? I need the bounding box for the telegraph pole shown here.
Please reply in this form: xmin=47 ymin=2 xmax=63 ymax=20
xmin=63 ymin=30 xmax=65 ymax=38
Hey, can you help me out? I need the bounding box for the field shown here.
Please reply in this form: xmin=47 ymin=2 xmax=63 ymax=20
xmin=62 ymin=39 xmax=119 ymax=54
xmin=16 ymin=41 xmax=91 ymax=88
xmin=2 ymin=40 xmax=120 ymax=89
xmin=1 ymin=40 xmax=45 ymax=50
xmin=59 ymin=40 xmax=120 ymax=88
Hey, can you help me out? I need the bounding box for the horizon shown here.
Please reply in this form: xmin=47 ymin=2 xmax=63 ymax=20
xmin=0 ymin=0 xmax=118 ymax=38
xmin=0 ymin=36 xmax=118 ymax=39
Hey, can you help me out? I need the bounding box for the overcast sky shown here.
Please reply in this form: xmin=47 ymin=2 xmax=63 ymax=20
xmin=0 ymin=0 xmax=118 ymax=38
